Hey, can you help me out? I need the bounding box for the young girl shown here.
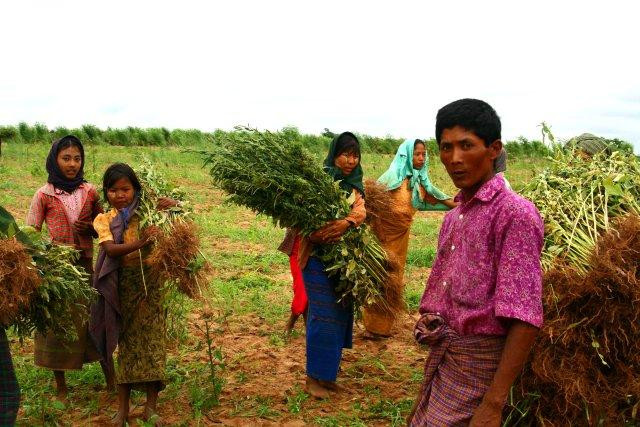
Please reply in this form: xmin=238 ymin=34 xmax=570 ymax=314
xmin=26 ymin=135 xmax=113 ymax=400
xmin=90 ymin=163 xmax=174 ymax=425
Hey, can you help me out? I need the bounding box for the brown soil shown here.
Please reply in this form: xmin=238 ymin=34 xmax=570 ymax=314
xmin=12 ymin=307 xmax=425 ymax=425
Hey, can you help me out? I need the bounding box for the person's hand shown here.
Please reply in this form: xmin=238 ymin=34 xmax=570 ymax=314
xmin=419 ymin=186 xmax=440 ymax=205
xmin=309 ymin=219 xmax=351 ymax=244
xmin=141 ymin=225 xmax=162 ymax=246
xmin=469 ymin=398 xmax=503 ymax=427
xmin=157 ymin=197 xmax=178 ymax=211
xmin=322 ymin=219 xmax=351 ymax=243
xmin=74 ymin=220 xmax=93 ymax=235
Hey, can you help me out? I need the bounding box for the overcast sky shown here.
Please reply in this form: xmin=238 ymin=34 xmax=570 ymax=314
xmin=1 ymin=1 xmax=638 ymax=151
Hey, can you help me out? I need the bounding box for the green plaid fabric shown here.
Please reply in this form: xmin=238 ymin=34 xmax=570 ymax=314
xmin=0 ymin=329 xmax=20 ymax=426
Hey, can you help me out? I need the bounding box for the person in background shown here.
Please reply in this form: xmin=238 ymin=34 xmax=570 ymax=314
xmin=362 ymin=138 xmax=456 ymax=338
xmin=494 ymin=148 xmax=512 ymax=190
xmin=298 ymin=132 xmax=367 ymax=399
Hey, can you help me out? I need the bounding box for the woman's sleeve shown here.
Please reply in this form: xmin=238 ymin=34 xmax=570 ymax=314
xmin=345 ymin=190 xmax=366 ymax=226
xmin=26 ymin=191 xmax=45 ymax=230
xmin=415 ymin=181 xmax=451 ymax=212
xmin=93 ymin=213 xmax=114 ymax=243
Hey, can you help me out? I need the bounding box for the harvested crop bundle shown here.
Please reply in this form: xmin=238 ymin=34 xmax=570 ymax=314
xmin=507 ymin=214 xmax=640 ymax=425
xmin=363 ymin=179 xmax=403 ymax=225
xmin=201 ymin=127 xmax=393 ymax=312
xmin=0 ymin=237 xmax=41 ymax=326
xmin=509 ymin=145 xmax=640 ymax=425
xmin=147 ymin=221 xmax=206 ymax=298
xmin=362 ymin=178 xmax=406 ymax=315
xmin=522 ymin=148 xmax=640 ymax=274
xmin=135 ymin=160 xmax=207 ymax=297
xmin=0 ymin=206 xmax=96 ymax=340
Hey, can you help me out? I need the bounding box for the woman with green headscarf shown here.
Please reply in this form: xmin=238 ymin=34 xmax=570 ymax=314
xmin=293 ymin=131 xmax=367 ymax=399
xmin=363 ymin=139 xmax=456 ymax=338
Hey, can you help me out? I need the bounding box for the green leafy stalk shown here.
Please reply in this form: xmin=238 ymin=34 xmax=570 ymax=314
xmin=1 ymin=207 xmax=97 ymax=340
xmin=522 ymin=147 xmax=640 ymax=274
xmin=200 ymin=126 xmax=390 ymax=311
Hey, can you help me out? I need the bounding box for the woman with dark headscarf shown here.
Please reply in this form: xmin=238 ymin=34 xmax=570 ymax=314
xmin=26 ymin=135 xmax=114 ymax=399
xmin=294 ymin=132 xmax=367 ymax=398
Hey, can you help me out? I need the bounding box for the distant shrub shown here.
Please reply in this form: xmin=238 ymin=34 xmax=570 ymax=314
xmin=0 ymin=124 xmax=622 ymax=158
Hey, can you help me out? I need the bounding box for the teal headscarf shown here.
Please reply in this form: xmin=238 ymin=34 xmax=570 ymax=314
xmin=323 ymin=132 xmax=365 ymax=196
xmin=377 ymin=139 xmax=450 ymax=211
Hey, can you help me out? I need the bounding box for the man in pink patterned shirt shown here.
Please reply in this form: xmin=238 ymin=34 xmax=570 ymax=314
xmin=408 ymin=99 xmax=544 ymax=426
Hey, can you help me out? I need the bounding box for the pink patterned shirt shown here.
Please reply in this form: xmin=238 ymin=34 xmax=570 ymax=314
xmin=419 ymin=174 xmax=544 ymax=336
xmin=54 ymin=185 xmax=85 ymax=225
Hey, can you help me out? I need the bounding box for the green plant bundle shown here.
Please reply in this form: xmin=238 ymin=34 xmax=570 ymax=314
xmin=135 ymin=159 xmax=192 ymax=230
xmin=0 ymin=206 xmax=96 ymax=340
xmin=134 ymin=160 xmax=207 ymax=299
xmin=200 ymin=126 xmax=390 ymax=311
xmin=522 ymin=147 xmax=640 ymax=274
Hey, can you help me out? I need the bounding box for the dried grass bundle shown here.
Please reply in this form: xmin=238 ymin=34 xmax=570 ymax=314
xmin=508 ymin=214 xmax=640 ymax=425
xmin=362 ymin=179 xmax=409 ymax=317
xmin=363 ymin=179 xmax=403 ymax=225
xmin=147 ymin=221 xmax=207 ymax=298
xmin=0 ymin=238 xmax=41 ymax=326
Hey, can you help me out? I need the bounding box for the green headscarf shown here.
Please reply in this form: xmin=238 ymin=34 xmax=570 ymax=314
xmin=377 ymin=139 xmax=450 ymax=211
xmin=323 ymin=132 xmax=365 ymax=196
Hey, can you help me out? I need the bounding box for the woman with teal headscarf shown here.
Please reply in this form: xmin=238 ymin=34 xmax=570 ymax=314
xmin=363 ymin=139 xmax=456 ymax=338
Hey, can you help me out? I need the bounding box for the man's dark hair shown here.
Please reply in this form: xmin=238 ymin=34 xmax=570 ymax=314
xmin=435 ymin=99 xmax=501 ymax=146
xmin=102 ymin=163 xmax=142 ymax=200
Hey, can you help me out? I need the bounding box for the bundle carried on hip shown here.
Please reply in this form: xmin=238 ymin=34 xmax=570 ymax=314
xmin=200 ymin=126 xmax=391 ymax=312
xmin=134 ymin=160 xmax=208 ymax=298
xmin=0 ymin=206 xmax=95 ymax=340
xmin=506 ymin=147 xmax=640 ymax=425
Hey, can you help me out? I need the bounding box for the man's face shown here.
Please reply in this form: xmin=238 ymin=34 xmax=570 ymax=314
xmin=439 ymin=126 xmax=501 ymax=193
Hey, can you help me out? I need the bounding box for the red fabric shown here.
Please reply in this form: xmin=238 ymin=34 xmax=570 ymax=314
xmin=289 ymin=235 xmax=308 ymax=315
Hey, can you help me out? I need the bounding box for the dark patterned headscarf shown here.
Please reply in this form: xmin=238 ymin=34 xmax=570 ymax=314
xmin=323 ymin=132 xmax=365 ymax=196
xmin=45 ymin=135 xmax=86 ymax=193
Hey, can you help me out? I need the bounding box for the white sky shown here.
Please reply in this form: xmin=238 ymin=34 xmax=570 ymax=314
xmin=1 ymin=1 xmax=639 ymax=151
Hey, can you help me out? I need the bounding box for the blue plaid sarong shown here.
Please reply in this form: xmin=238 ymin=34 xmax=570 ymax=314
xmin=0 ymin=328 xmax=20 ymax=426
xmin=303 ymin=257 xmax=353 ymax=382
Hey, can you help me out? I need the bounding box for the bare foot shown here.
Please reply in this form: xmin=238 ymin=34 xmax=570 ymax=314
xmin=304 ymin=376 xmax=331 ymax=399
xmin=144 ymin=409 xmax=163 ymax=426
xmin=56 ymin=387 xmax=69 ymax=404
xmin=111 ymin=412 xmax=127 ymax=427
xmin=319 ymin=380 xmax=347 ymax=393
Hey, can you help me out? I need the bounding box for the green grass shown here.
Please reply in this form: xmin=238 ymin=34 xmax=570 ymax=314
xmin=0 ymin=141 xmax=547 ymax=424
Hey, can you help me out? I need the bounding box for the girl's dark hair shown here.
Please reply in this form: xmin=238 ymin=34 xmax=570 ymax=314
xmin=57 ymin=135 xmax=84 ymax=159
xmin=435 ymin=98 xmax=501 ymax=146
xmin=414 ymin=139 xmax=426 ymax=148
xmin=102 ymin=163 xmax=142 ymax=200
xmin=335 ymin=132 xmax=360 ymax=156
